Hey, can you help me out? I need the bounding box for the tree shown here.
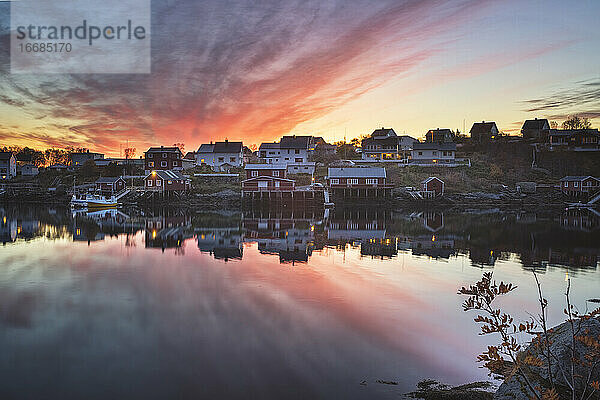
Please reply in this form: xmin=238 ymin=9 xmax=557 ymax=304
xmin=459 ymin=272 xmax=600 ymax=400
xmin=124 ymin=147 xmax=136 ymax=160
xmin=550 ymin=121 xmax=559 ymax=129
xmin=350 ymin=134 xmax=369 ymax=148
xmin=174 ymin=143 xmax=185 ymax=153
xmin=79 ymin=159 xmax=99 ymax=180
xmin=562 ymin=115 xmax=592 ymax=130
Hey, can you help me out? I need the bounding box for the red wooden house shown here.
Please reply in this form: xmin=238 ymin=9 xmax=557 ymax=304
xmin=326 ymin=167 xmax=391 ymax=200
xmin=326 ymin=167 xmax=389 ymax=188
xmin=421 ymin=177 xmax=444 ymax=196
xmin=244 ymin=164 xmax=287 ymax=179
xmin=560 ymin=176 xmax=600 ymax=197
xmin=95 ymin=177 xmax=126 ymax=196
xmin=144 ymin=146 xmax=184 ymax=174
xmin=144 ymin=170 xmax=191 ymax=193
xmin=242 ymin=176 xmax=295 ymax=192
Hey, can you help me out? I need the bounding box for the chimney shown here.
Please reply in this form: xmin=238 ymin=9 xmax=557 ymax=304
xmin=225 ymin=139 xmax=228 ymax=143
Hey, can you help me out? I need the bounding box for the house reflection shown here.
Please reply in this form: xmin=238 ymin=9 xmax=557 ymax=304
xmin=324 ymin=208 xmax=397 ymax=258
xmin=242 ymin=208 xmax=323 ymax=263
xmin=145 ymin=211 xmax=193 ymax=252
xmin=197 ymin=229 xmax=244 ymax=261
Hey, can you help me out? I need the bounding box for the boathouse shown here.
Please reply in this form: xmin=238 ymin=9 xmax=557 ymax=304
xmin=144 ymin=170 xmax=191 ymax=194
xmin=421 ymin=177 xmax=444 ymax=197
xmin=326 ymin=167 xmax=391 ymax=200
xmin=95 ymin=177 xmax=126 ymax=196
xmin=245 ymin=164 xmax=288 ymax=179
xmin=560 ymin=176 xmax=600 ymax=197
xmin=242 ymin=176 xmax=295 ymax=192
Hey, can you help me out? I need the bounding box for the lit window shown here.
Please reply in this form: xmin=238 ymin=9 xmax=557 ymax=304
xmin=156 ymin=180 xmax=161 ymax=186
xmin=148 ymin=161 xmax=154 ymax=167
xmin=148 ymin=180 xmax=153 ymax=186
xmin=168 ymin=180 xmax=172 ymax=184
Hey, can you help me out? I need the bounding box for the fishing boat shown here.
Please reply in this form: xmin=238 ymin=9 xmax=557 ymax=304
xmin=71 ymin=193 xmax=117 ymax=208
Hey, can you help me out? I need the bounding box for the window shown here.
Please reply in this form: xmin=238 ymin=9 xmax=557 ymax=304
xmin=251 ymin=171 xmax=258 ymax=177
xmin=218 ymin=157 xmax=224 ymax=162
xmin=162 ymin=153 xmax=167 ymax=158
xmin=230 ymin=157 xmax=235 ymax=162
xmin=295 ymin=158 xmax=302 ymax=162
xmin=285 ymin=157 xmax=290 ymax=161
xmin=156 ymin=180 xmax=161 ymax=186
xmin=148 ymin=153 xmax=153 ymax=158
xmin=330 ymin=178 xmax=339 ymax=184
xmin=147 ymin=180 xmax=153 ymax=187
xmin=168 ymin=180 xmax=172 ymax=185
xmin=161 ymin=161 xmax=167 ymax=167
xmin=432 ymin=151 xmax=437 ymax=156
xmin=273 ymin=171 xmax=279 ymax=177
xmin=574 ymin=182 xmax=579 ymax=187
xmin=418 ymin=151 xmax=423 ymax=156
xmin=349 ymin=178 xmax=359 ymax=185
xmin=366 ymin=178 xmax=377 ymax=185
xmin=275 ymin=181 xmax=280 ymax=188
xmin=148 ymin=161 xmax=154 ymax=167
xmin=200 ymin=159 xmax=205 ymax=163
xmin=295 ymin=149 xmax=300 ymax=154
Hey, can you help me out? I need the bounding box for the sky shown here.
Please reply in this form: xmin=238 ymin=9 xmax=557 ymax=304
xmin=0 ymin=0 xmax=599 ymax=157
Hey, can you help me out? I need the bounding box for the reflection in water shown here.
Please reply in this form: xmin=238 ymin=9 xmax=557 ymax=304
xmin=0 ymin=205 xmax=599 ymax=399
xmin=1 ymin=205 xmax=599 ymax=271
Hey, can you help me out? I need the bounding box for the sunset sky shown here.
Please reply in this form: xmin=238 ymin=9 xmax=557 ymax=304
xmin=1 ymin=0 xmax=599 ymax=156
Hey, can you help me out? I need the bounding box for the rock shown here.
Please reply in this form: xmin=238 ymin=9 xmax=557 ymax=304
xmin=494 ymin=317 xmax=600 ymax=399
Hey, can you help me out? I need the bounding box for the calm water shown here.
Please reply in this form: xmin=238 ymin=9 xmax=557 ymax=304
xmin=1 ymin=205 xmax=599 ymax=399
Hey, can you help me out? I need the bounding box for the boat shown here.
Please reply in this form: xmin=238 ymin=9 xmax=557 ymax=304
xmin=71 ymin=193 xmax=117 ymax=208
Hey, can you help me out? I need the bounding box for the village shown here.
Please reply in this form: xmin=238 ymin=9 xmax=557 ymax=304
xmin=1 ymin=116 xmax=599 ymax=209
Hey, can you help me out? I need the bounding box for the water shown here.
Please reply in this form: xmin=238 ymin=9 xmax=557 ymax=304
xmin=1 ymin=205 xmax=599 ymax=399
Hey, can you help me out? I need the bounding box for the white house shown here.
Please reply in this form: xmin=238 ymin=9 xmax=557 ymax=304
xmin=0 ymin=152 xmax=17 ymax=180
xmin=19 ymin=164 xmax=39 ymax=176
xmin=411 ymin=143 xmax=456 ymax=164
xmin=196 ymin=140 xmax=244 ymax=171
xmin=259 ymin=135 xmax=314 ymax=166
xmin=361 ymin=128 xmax=417 ymax=160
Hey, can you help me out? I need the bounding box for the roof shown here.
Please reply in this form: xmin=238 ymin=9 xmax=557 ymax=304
xmin=328 ymin=167 xmax=386 ymax=178
xmin=95 ymin=177 xmax=124 ymax=184
xmin=560 ymin=176 xmax=599 ymax=182
xmin=0 ymin=152 xmax=14 ymax=160
xmin=371 ymin=128 xmax=397 ymax=138
xmin=412 ymin=142 xmax=456 ymax=151
xmin=146 ymin=146 xmax=182 ymax=154
xmin=15 ymin=154 xmax=32 ymax=162
xmin=522 ymin=119 xmax=549 ymax=130
xmin=427 ymin=128 xmax=453 ymax=135
xmin=198 ymin=144 xmax=215 ymax=153
xmin=549 ymin=129 xmax=599 ymax=136
xmin=422 ymin=177 xmax=444 ymax=184
xmin=242 ymin=176 xmax=295 ymax=183
xmin=145 ymin=170 xmax=188 ymax=180
xmin=213 ymin=141 xmax=242 ymax=153
xmin=245 ymin=164 xmax=287 ymax=170
xmin=184 ymin=152 xmax=196 ymax=160
xmin=279 ymin=135 xmax=312 ymax=149
xmin=470 ymin=122 xmax=498 ymax=134
xmin=259 ymin=142 xmax=280 ymax=150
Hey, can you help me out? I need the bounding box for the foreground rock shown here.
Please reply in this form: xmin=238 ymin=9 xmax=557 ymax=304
xmin=494 ymin=317 xmax=600 ymax=399
xmin=406 ymin=380 xmax=494 ymax=399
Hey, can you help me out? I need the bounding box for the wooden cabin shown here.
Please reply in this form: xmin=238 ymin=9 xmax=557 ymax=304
xmin=326 ymin=167 xmax=391 ymax=200
xmin=144 ymin=170 xmax=191 ymax=194
xmin=95 ymin=177 xmax=126 ymax=196
xmin=560 ymin=176 xmax=600 ymax=197
xmin=244 ymin=164 xmax=287 ymax=179
xmin=242 ymin=176 xmax=295 ymax=192
xmin=421 ymin=177 xmax=444 ymax=196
